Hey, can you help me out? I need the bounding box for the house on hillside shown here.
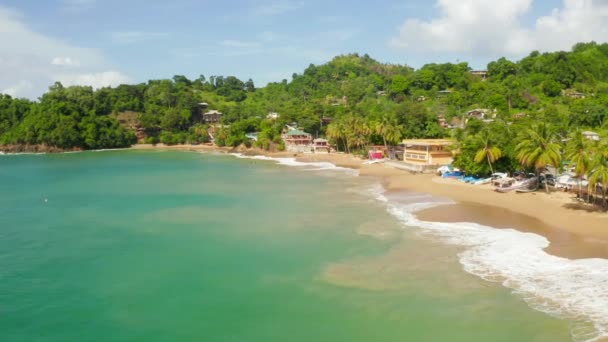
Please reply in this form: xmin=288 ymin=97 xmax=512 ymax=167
xmin=563 ymin=90 xmax=586 ymax=99
xmin=467 ymin=109 xmax=487 ymax=120
xmin=582 ymin=131 xmax=601 ymax=141
xmin=470 ymin=70 xmax=488 ymax=79
xmin=321 ymin=116 xmax=333 ymax=125
xmin=282 ymin=129 xmax=312 ymax=152
xmin=513 ymin=112 xmax=527 ymax=119
xmin=203 ymin=110 xmax=223 ymax=123
xmin=267 ymin=112 xmax=280 ymax=120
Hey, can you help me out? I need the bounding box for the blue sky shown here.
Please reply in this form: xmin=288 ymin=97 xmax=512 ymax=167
xmin=1 ymin=0 xmax=606 ymax=99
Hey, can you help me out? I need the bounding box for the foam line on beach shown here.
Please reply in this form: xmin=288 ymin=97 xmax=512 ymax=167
xmin=0 ymin=151 xmax=47 ymax=156
xmin=371 ymin=185 xmax=608 ymax=342
xmin=230 ymin=153 xmax=358 ymax=175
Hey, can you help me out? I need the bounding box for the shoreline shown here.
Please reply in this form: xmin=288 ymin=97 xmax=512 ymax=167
xmin=357 ymin=163 xmax=608 ymax=259
xmin=128 ymin=144 xmax=608 ymax=259
xmin=7 ymin=143 xmax=606 ymax=259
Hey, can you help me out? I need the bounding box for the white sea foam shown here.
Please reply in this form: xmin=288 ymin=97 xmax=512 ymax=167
xmin=0 ymin=151 xmax=47 ymax=156
xmin=91 ymin=148 xmax=129 ymax=152
xmin=372 ymin=186 xmax=608 ymax=342
xmin=230 ymin=153 xmax=358 ymax=175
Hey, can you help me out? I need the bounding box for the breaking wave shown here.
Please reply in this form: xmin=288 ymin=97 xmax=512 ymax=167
xmin=372 ymin=186 xmax=608 ymax=342
xmin=230 ymin=153 xmax=358 ymax=175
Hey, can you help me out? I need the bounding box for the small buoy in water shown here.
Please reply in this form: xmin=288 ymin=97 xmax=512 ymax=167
xmin=43 ymin=198 xmax=48 ymax=203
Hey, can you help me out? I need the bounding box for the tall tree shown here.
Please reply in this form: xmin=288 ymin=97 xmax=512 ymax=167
xmin=566 ymin=130 xmax=591 ymax=198
xmin=515 ymin=123 xmax=562 ymax=192
xmin=587 ymin=152 xmax=608 ymax=209
xmin=374 ymin=116 xmax=403 ymax=157
xmin=474 ymin=129 xmax=502 ymax=174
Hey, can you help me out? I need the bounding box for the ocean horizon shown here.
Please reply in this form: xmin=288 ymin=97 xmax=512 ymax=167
xmin=1 ymin=150 xmax=605 ymax=341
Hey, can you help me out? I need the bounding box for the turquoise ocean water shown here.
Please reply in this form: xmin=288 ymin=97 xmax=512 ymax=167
xmin=0 ymin=150 xmax=598 ymax=341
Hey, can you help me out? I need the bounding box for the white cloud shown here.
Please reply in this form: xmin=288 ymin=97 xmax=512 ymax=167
xmin=109 ymin=31 xmax=169 ymax=45
xmin=55 ymin=71 xmax=130 ymax=89
xmin=51 ymin=56 xmax=80 ymax=66
xmin=253 ymin=1 xmax=304 ymax=16
xmin=0 ymin=6 xmax=129 ymax=98
xmin=389 ymin=0 xmax=608 ymax=57
xmin=2 ymin=80 xmax=34 ymax=97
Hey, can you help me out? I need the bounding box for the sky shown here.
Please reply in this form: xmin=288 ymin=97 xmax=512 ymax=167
xmin=1 ymin=0 xmax=608 ymax=99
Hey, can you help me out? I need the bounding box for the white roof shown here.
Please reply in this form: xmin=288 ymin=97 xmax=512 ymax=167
xmin=204 ymin=110 xmax=222 ymax=115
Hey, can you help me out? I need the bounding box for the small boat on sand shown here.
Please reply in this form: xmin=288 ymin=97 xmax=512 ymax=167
xmin=494 ymin=177 xmax=538 ymax=193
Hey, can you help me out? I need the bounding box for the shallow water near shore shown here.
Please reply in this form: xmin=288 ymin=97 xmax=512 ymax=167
xmin=0 ymin=150 xmax=595 ymax=341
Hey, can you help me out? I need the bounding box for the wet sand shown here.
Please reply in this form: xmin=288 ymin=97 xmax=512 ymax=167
xmin=416 ymin=202 xmax=608 ymax=259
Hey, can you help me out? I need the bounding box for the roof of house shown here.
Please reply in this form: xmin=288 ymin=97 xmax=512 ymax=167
xmin=582 ymin=131 xmax=599 ymax=135
xmin=286 ymin=129 xmax=311 ymax=136
xmin=401 ymin=139 xmax=454 ymax=146
xmin=313 ymin=138 xmax=328 ymax=142
xmin=204 ymin=110 xmax=222 ymax=115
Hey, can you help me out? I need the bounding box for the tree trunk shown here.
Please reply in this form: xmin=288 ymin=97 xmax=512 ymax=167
xmin=542 ymin=171 xmax=549 ymax=193
xmin=345 ymin=137 xmax=350 ymax=154
xmin=486 ymin=154 xmax=494 ymax=174
xmin=383 ymin=136 xmax=388 ymax=159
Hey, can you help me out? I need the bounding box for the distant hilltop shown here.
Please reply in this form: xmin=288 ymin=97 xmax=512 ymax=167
xmin=1 ymin=42 xmax=607 ymax=151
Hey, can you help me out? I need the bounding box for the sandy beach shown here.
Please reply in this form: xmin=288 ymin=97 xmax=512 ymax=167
xmin=130 ymin=144 xmax=608 ymax=259
xmin=300 ymin=152 xmax=608 ymax=260
xmin=357 ymin=163 xmax=608 ymax=259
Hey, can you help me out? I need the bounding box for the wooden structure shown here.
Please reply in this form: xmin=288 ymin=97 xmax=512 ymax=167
xmin=282 ymin=129 xmax=312 ymax=152
xmin=401 ymin=139 xmax=454 ymax=172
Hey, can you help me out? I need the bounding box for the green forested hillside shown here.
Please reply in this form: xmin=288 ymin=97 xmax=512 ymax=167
xmin=1 ymin=42 xmax=608 ymax=155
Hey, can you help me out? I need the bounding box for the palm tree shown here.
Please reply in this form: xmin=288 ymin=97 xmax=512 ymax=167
xmin=565 ymin=130 xmax=590 ymax=199
xmin=346 ymin=116 xmax=370 ymax=151
xmin=515 ymin=123 xmax=562 ymax=193
xmin=474 ymin=129 xmax=502 ymax=174
xmin=374 ymin=116 xmax=403 ymax=158
xmin=326 ymin=120 xmax=348 ymax=153
xmin=587 ymin=153 xmax=608 ymax=209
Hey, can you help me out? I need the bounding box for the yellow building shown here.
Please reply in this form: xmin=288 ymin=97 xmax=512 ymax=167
xmin=401 ymin=139 xmax=454 ymax=170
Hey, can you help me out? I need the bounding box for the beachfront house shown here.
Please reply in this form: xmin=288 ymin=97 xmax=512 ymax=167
xmin=400 ymin=139 xmax=454 ymax=172
xmin=312 ymin=138 xmax=330 ymax=153
xmin=203 ymin=110 xmax=223 ymax=123
xmin=282 ymin=129 xmax=313 ymax=152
